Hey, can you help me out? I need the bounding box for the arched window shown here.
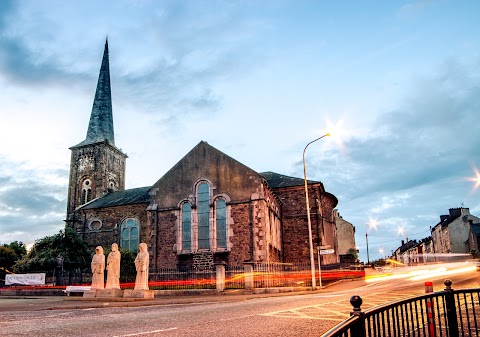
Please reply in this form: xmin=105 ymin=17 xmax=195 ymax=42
xmin=81 ymin=179 xmax=92 ymax=204
xmin=216 ymin=199 xmax=227 ymax=249
xmin=181 ymin=203 xmax=192 ymax=250
xmin=197 ymin=182 xmax=210 ymax=249
xmin=177 ymin=181 xmax=231 ymax=254
xmin=121 ymin=218 xmax=139 ymax=252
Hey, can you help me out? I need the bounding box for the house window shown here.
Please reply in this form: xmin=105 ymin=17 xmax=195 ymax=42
xmin=121 ymin=218 xmax=139 ymax=251
xmin=216 ymin=199 xmax=227 ymax=249
xmin=182 ymin=203 xmax=192 ymax=250
xmin=197 ymin=182 xmax=210 ymax=250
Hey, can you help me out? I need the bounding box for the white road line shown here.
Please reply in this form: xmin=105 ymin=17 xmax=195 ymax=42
xmin=113 ymin=327 xmax=178 ymax=336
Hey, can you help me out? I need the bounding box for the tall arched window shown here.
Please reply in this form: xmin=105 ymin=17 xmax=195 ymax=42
xmin=81 ymin=179 xmax=92 ymax=204
xmin=197 ymin=182 xmax=210 ymax=249
xmin=216 ymin=199 xmax=227 ymax=249
xmin=121 ymin=218 xmax=139 ymax=251
xmin=181 ymin=203 xmax=192 ymax=250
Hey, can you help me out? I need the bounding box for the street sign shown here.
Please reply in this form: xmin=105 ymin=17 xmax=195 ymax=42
xmin=320 ymin=249 xmax=335 ymax=255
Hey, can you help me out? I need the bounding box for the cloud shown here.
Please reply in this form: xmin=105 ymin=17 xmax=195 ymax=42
xmin=288 ymin=57 xmax=480 ymax=252
xmin=0 ymin=156 xmax=67 ymax=245
xmin=309 ymin=58 xmax=480 ymax=199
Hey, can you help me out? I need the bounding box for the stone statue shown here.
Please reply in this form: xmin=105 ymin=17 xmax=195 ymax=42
xmin=134 ymin=242 xmax=149 ymax=290
xmin=91 ymin=246 xmax=105 ymax=290
xmin=105 ymin=243 xmax=121 ymax=289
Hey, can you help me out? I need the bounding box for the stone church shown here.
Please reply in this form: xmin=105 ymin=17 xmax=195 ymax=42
xmin=65 ymin=40 xmax=339 ymax=270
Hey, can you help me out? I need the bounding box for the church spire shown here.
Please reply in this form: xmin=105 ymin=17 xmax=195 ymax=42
xmin=79 ymin=38 xmax=115 ymax=147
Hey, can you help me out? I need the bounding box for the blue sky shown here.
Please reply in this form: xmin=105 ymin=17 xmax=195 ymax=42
xmin=0 ymin=0 xmax=479 ymax=261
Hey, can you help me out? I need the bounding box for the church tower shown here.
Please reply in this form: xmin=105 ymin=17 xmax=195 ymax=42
xmin=66 ymin=39 xmax=128 ymax=227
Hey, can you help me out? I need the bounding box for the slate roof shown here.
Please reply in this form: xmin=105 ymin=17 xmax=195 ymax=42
xmin=79 ymin=186 xmax=151 ymax=210
xmin=72 ymin=39 xmax=115 ymax=148
xmin=260 ymin=171 xmax=319 ymax=188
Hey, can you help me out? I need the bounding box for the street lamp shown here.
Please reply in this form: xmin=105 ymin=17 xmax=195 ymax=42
xmin=365 ymin=220 xmax=377 ymax=266
xmin=467 ymin=166 xmax=480 ymax=190
xmin=398 ymin=226 xmax=409 ymax=266
xmin=303 ymin=133 xmax=330 ymax=291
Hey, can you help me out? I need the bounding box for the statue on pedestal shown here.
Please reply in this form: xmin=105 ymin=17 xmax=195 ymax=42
xmin=91 ymin=246 xmax=105 ymax=290
xmin=105 ymin=243 xmax=121 ymax=289
xmin=134 ymin=242 xmax=149 ymax=290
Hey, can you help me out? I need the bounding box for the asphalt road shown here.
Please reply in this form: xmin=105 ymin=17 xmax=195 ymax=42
xmin=1 ymin=266 xmax=479 ymax=337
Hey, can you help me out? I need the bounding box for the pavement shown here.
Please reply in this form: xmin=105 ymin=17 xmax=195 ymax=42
xmin=0 ymin=276 xmax=369 ymax=312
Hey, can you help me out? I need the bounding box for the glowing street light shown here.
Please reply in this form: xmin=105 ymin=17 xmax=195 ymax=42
xmin=467 ymin=166 xmax=480 ymax=190
xmin=366 ymin=219 xmax=378 ymax=265
xmin=378 ymin=248 xmax=385 ymax=259
xmin=303 ymin=133 xmax=330 ymax=291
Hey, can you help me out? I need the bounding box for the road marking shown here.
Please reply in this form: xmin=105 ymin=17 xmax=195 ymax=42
xmin=261 ymin=304 xmax=350 ymax=320
xmin=313 ymin=294 xmax=345 ymax=298
xmin=113 ymin=327 xmax=178 ymax=336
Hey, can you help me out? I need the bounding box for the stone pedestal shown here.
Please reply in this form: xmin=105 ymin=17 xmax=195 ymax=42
xmin=83 ymin=290 xmax=97 ymax=298
xmin=95 ymin=289 xmax=124 ymax=298
xmin=123 ymin=289 xmax=154 ymax=299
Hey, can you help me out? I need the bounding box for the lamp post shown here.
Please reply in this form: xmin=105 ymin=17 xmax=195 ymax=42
xmin=366 ymin=225 xmax=370 ymax=266
xmin=303 ymin=133 xmax=330 ymax=291
xmin=365 ymin=220 xmax=377 ymax=266
xmin=398 ymin=226 xmax=409 ymax=266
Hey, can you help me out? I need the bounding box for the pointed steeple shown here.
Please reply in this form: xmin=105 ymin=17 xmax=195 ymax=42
xmin=75 ymin=39 xmax=115 ymax=147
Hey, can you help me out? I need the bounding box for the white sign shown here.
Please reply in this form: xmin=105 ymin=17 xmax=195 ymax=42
xmin=5 ymin=273 xmax=46 ymax=285
xmin=320 ymin=249 xmax=335 ymax=255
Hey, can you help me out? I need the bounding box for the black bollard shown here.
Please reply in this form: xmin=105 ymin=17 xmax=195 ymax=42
xmin=350 ymin=295 xmax=366 ymax=337
xmin=444 ymin=279 xmax=459 ymax=337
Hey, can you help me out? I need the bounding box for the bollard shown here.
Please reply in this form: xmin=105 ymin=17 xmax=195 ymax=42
xmin=350 ymin=295 xmax=366 ymax=337
xmin=215 ymin=263 xmax=226 ymax=292
xmin=444 ymin=279 xmax=459 ymax=337
xmin=243 ymin=262 xmax=254 ymax=291
xmin=424 ymin=281 xmax=435 ymax=337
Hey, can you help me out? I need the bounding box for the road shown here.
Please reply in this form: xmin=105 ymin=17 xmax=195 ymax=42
xmin=1 ymin=266 xmax=479 ymax=337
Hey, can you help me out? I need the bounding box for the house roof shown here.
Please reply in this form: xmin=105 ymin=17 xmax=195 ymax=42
xmin=260 ymin=171 xmax=320 ymax=188
xmin=79 ymin=186 xmax=151 ymax=210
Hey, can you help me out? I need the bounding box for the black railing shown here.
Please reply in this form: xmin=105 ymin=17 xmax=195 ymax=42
xmin=322 ymin=280 xmax=480 ymax=337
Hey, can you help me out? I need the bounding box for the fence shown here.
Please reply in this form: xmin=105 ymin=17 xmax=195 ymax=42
xmin=322 ymin=279 xmax=480 ymax=337
xmin=3 ymin=263 xmax=364 ymax=291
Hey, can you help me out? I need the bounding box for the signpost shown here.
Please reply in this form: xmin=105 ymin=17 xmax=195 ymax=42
xmin=320 ymin=249 xmax=335 ymax=255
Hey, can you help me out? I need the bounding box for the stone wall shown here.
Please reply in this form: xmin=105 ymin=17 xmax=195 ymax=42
xmin=73 ymin=203 xmax=149 ymax=252
xmin=67 ymin=142 xmax=126 ymax=219
xmin=271 ymin=184 xmax=338 ymax=265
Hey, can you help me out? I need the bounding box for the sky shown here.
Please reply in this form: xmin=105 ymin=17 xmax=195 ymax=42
xmin=0 ymin=0 xmax=479 ymax=262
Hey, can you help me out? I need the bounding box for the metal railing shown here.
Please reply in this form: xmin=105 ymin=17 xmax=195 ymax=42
xmin=322 ymin=280 xmax=480 ymax=337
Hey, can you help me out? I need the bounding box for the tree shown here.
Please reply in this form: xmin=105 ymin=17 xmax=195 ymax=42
xmin=0 ymin=246 xmax=17 ymax=272
xmin=13 ymin=227 xmax=91 ymax=273
xmin=2 ymin=241 xmax=27 ymax=260
xmin=1 ymin=241 xmax=27 ymax=272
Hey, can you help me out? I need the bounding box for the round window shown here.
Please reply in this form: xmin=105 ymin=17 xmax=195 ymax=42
xmin=89 ymin=220 xmax=102 ymax=230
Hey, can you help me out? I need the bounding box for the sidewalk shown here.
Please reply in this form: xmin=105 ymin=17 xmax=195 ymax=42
xmin=0 ymin=277 xmax=368 ymax=312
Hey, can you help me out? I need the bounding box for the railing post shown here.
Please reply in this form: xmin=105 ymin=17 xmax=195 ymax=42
xmin=215 ymin=263 xmax=226 ymax=293
xmin=444 ymin=279 xmax=459 ymax=337
xmin=425 ymin=281 xmax=436 ymax=337
xmin=244 ymin=262 xmax=254 ymax=291
xmin=350 ymin=295 xmax=366 ymax=337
